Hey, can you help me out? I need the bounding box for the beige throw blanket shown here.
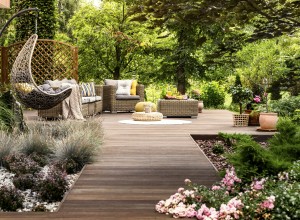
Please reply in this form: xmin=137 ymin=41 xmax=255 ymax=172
xmin=62 ymin=84 xmax=84 ymax=120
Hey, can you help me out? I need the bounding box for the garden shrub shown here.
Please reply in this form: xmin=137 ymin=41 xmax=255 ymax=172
xmin=227 ymin=142 xmax=274 ymax=181
xmin=0 ymin=186 xmax=24 ymax=211
xmin=271 ymin=95 xmax=300 ymax=117
xmin=54 ymin=121 xmax=102 ymax=174
xmin=4 ymin=153 xmax=41 ymax=176
xmin=36 ymin=166 xmax=68 ymax=202
xmin=13 ymin=174 xmax=37 ymax=191
xmin=0 ymin=131 xmax=14 ymax=166
xmin=218 ymin=132 xmax=253 ymax=147
xmin=156 ymin=163 xmax=300 ymax=219
xmin=19 ymin=132 xmax=54 ymax=166
xmin=201 ymin=81 xmax=226 ymax=108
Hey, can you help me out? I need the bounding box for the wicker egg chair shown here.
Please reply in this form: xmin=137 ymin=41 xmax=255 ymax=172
xmin=10 ymin=34 xmax=72 ymax=110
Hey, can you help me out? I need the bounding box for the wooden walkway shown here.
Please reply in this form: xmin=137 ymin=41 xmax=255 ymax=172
xmin=0 ymin=110 xmax=274 ymax=219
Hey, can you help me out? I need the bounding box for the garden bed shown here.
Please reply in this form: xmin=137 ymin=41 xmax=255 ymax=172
xmin=191 ymin=134 xmax=273 ymax=171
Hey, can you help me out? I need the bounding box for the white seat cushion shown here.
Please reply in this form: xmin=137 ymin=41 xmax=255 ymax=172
xmin=82 ymin=96 xmax=102 ymax=104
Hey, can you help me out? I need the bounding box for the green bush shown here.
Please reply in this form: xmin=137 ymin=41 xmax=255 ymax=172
xmin=201 ymin=81 xmax=226 ymax=108
xmin=271 ymin=95 xmax=300 ymax=117
xmin=0 ymin=186 xmax=24 ymax=211
xmin=13 ymin=174 xmax=37 ymax=191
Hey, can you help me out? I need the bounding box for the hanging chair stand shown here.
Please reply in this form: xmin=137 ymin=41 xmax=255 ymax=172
xmin=1 ymin=8 xmax=72 ymax=110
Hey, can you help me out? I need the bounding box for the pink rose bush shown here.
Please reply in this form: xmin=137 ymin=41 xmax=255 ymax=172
xmin=155 ymin=164 xmax=300 ymax=219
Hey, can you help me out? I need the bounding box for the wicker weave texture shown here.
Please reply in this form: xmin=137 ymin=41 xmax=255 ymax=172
xmin=102 ymin=84 xmax=144 ymax=113
xmin=132 ymin=112 xmax=163 ymax=121
xmin=157 ymin=99 xmax=198 ymax=117
xmin=232 ymin=114 xmax=249 ymax=127
xmin=38 ymin=85 xmax=103 ymax=119
xmin=1 ymin=37 xmax=78 ymax=85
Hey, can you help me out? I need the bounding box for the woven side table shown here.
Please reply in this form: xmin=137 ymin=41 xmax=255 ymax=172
xmin=157 ymin=99 xmax=198 ymax=118
xmin=132 ymin=112 xmax=163 ymax=121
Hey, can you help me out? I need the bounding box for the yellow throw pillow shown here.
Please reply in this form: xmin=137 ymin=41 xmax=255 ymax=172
xmin=130 ymin=80 xmax=138 ymax=95
xmin=15 ymin=83 xmax=34 ymax=94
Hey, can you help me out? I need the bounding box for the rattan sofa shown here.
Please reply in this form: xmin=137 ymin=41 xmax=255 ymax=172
xmin=102 ymin=84 xmax=144 ymax=113
xmin=38 ymin=85 xmax=103 ymax=119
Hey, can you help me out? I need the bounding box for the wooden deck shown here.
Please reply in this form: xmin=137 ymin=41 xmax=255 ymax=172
xmin=0 ymin=110 xmax=274 ymax=219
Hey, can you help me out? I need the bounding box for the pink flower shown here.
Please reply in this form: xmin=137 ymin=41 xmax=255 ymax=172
xmin=260 ymin=195 xmax=275 ymax=210
xmin=178 ymin=187 xmax=185 ymax=193
xmin=184 ymin=179 xmax=191 ymax=184
xmin=253 ymin=95 xmax=261 ymax=103
xmin=196 ymin=204 xmax=219 ymax=220
xmin=212 ymin=185 xmax=221 ymax=191
xmin=221 ymin=167 xmax=241 ymax=191
xmin=251 ymin=178 xmax=266 ymax=191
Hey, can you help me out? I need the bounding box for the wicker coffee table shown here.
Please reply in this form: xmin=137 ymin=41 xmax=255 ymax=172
xmin=132 ymin=112 xmax=163 ymax=121
xmin=157 ymin=99 xmax=198 ymax=118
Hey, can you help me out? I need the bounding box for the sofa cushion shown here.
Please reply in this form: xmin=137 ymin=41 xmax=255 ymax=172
xmin=82 ymin=96 xmax=102 ymax=104
xmin=81 ymin=82 xmax=96 ymax=97
xmin=130 ymin=80 xmax=138 ymax=95
xmin=116 ymin=95 xmax=140 ymax=100
xmin=116 ymin=80 xmax=132 ymax=95
xmin=104 ymin=79 xmax=118 ymax=87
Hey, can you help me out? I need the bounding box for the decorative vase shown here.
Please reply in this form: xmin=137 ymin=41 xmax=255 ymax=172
xmin=198 ymin=100 xmax=204 ymax=113
xmin=259 ymin=112 xmax=278 ymax=130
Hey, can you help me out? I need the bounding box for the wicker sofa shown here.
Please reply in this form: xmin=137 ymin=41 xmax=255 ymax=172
xmin=102 ymin=80 xmax=144 ymax=113
xmin=38 ymin=85 xmax=103 ymax=119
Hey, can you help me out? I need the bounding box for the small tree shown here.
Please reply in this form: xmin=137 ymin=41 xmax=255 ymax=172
xmin=229 ymin=85 xmax=253 ymax=114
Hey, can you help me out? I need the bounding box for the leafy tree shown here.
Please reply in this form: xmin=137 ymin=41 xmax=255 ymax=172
xmin=56 ymin=0 xmax=81 ymax=41
xmin=68 ymin=1 xmax=156 ymax=81
xmin=14 ymin=0 xmax=57 ymax=41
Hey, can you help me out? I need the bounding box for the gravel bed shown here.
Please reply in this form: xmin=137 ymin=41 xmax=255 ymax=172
xmin=0 ymin=166 xmax=79 ymax=212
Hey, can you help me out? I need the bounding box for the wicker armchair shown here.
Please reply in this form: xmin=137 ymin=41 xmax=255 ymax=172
xmin=38 ymin=85 xmax=103 ymax=119
xmin=102 ymin=84 xmax=144 ymax=113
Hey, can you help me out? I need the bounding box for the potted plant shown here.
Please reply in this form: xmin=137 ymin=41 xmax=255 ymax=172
xmin=258 ymin=78 xmax=279 ymax=131
xmin=229 ymin=85 xmax=253 ymax=126
xmin=190 ymin=89 xmax=203 ymax=113
xmin=245 ymin=95 xmax=261 ymax=126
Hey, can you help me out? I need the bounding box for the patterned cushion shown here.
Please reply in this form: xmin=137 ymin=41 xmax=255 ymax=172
xmin=116 ymin=80 xmax=132 ymax=95
xmin=81 ymin=82 xmax=96 ymax=97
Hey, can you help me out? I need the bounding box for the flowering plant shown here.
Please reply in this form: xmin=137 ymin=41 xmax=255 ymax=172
xmin=190 ymin=90 xmax=201 ymax=101
xmin=156 ymin=161 xmax=300 ymax=219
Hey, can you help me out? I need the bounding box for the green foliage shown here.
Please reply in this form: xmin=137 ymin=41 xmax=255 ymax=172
xmin=201 ymin=81 xmax=226 ymax=108
xmin=226 ymin=118 xmax=300 ymax=182
xmin=69 ymin=2 xmax=156 ymax=82
xmin=15 ymin=0 xmax=57 ymax=41
xmin=0 ymin=132 xmax=15 ymax=166
xmin=212 ymin=144 xmax=224 ymax=155
xmin=218 ymin=132 xmax=254 ymax=147
xmin=0 ymin=100 xmax=15 ymax=132
xmin=0 ymin=186 xmax=24 ymax=211
xmin=229 ymin=85 xmax=253 ymax=114
xmin=270 ymin=95 xmax=300 ymax=117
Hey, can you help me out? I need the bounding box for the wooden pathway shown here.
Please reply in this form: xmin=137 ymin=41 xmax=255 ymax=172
xmin=0 ymin=110 xmax=274 ymax=219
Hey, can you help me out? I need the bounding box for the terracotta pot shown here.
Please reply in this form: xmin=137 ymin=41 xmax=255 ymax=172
xmin=259 ymin=112 xmax=278 ymax=130
xmin=198 ymin=101 xmax=204 ymax=113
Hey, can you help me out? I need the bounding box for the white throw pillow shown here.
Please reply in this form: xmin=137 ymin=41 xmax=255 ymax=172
xmin=116 ymin=80 xmax=132 ymax=95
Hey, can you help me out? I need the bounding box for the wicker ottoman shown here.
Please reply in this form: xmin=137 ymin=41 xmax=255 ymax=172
xmin=132 ymin=112 xmax=163 ymax=121
xmin=157 ymin=99 xmax=198 ymax=118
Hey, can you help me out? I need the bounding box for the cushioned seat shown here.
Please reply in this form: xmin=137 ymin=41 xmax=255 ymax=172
xmin=102 ymin=79 xmax=144 ymax=113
